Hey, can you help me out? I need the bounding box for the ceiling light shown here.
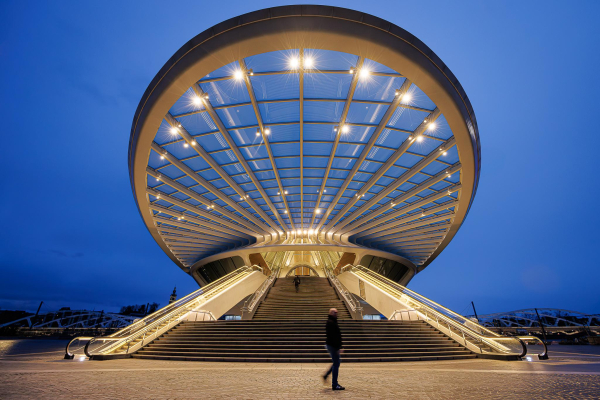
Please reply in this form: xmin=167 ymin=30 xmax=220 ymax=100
xmin=160 ymin=155 xmax=164 ymax=160
xmin=359 ymin=68 xmax=370 ymax=78
xmin=210 ymin=204 xmax=214 ymax=208
xmin=304 ymin=230 xmax=308 ymax=234
xmin=334 ymin=127 xmax=338 ymax=132
xmin=349 ymin=68 xmax=354 ymax=74
xmin=416 ymin=136 xmax=423 ymax=142
xmin=183 ymin=143 xmax=189 ymax=148
xmin=289 ymin=57 xmax=299 ymax=69
xmin=284 ymin=210 xmax=288 ymax=214
xmin=341 ymin=125 xmax=349 ymax=133
xmin=277 ymin=192 xmax=280 ymax=195
xmin=308 ymin=229 xmax=314 ymax=234
xmin=402 ymin=93 xmax=412 ymax=103
xmin=193 ymin=96 xmax=202 ymax=106
xmin=323 ymin=190 xmax=326 ymax=193
xmin=233 ymin=70 xmax=244 ymax=80
xmin=284 ymin=190 xmax=288 ymax=194
xmin=248 ymin=69 xmax=254 ymax=76
xmin=428 ymin=122 xmax=436 ymax=130
xmin=443 ymin=151 xmax=447 ymax=156
xmin=265 ymin=128 xmax=271 ymax=135
xmin=316 ymin=209 xmax=320 ymax=214
xmin=203 ymin=94 xmax=209 ymax=99
xmin=170 ymin=127 xmax=178 ymax=134
xmin=304 ymin=57 xmax=314 ymax=68
xmin=207 ymin=206 xmax=210 ymax=210
xmin=395 ymin=89 xmax=401 ymax=97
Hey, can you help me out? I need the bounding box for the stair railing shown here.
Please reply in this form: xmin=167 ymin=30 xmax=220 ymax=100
xmin=241 ymin=266 xmax=279 ymax=320
xmin=325 ymin=267 xmax=363 ymax=320
xmin=342 ymin=265 xmax=548 ymax=359
xmin=65 ymin=266 xmax=255 ymax=359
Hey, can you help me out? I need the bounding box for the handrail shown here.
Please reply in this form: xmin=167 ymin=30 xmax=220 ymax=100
xmin=189 ymin=310 xmax=217 ymax=322
xmin=343 ymin=265 xmax=531 ymax=358
xmin=241 ymin=267 xmax=279 ymax=319
xmin=325 ymin=268 xmax=363 ymax=319
xmin=65 ymin=266 xmax=254 ymax=359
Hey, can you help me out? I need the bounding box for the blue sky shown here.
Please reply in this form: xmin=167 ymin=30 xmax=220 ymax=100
xmin=1 ymin=1 xmax=599 ymax=316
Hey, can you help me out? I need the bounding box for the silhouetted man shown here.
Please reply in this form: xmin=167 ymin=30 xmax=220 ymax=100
xmin=323 ymin=308 xmax=345 ymax=390
xmin=293 ymin=275 xmax=301 ymax=293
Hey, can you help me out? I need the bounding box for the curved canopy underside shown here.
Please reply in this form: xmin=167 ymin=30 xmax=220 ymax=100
xmin=129 ymin=6 xmax=481 ymax=276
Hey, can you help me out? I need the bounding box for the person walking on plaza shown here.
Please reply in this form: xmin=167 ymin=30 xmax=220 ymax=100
xmin=323 ymin=308 xmax=345 ymax=390
xmin=293 ymin=275 xmax=301 ymax=293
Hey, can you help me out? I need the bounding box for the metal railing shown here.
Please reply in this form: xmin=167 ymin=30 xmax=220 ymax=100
xmin=241 ymin=266 xmax=279 ymax=319
xmin=325 ymin=268 xmax=363 ymax=319
xmin=65 ymin=266 xmax=255 ymax=359
xmin=343 ymin=265 xmax=548 ymax=359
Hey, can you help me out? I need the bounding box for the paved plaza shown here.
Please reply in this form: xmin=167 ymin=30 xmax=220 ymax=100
xmin=1 ymin=339 xmax=599 ymax=399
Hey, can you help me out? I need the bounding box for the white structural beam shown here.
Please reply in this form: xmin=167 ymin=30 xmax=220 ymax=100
xmin=153 ymin=216 xmax=245 ymax=243
xmin=163 ymin=113 xmax=279 ymax=234
xmin=149 ymin=203 xmax=253 ymax=240
xmin=358 ymin=212 xmax=455 ymax=241
xmin=310 ymin=57 xmax=364 ymax=228
xmin=239 ymin=58 xmax=294 ymax=231
xmin=192 ymin=83 xmax=286 ymax=235
xmin=316 ymin=79 xmax=412 ymax=232
xmin=343 ymin=182 xmax=461 ymax=236
xmin=147 ymin=187 xmax=257 ymax=237
xmin=369 ymin=223 xmax=451 ymax=244
xmin=354 ymin=199 xmax=459 ymax=238
xmin=147 ymin=149 xmax=272 ymax=236
xmin=299 ymin=49 xmax=305 ymax=230
xmin=337 ymin=159 xmax=460 ymax=234
xmin=330 ymin=118 xmax=449 ymax=234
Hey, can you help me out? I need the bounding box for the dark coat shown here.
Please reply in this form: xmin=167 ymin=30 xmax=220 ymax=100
xmin=325 ymin=315 xmax=343 ymax=349
xmin=293 ymin=276 xmax=301 ymax=285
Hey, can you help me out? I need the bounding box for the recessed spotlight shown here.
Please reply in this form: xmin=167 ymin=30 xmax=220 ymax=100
xmin=289 ymin=57 xmax=299 ymax=69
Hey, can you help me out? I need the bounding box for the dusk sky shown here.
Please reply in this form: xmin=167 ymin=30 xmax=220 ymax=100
xmin=1 ymin=1 xmax=599 ymax=316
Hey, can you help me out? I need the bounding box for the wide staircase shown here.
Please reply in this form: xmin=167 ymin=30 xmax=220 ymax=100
xmin=253 ymin=276 xmax=352 ymax=320
xmin=133 ymin=277 xmax=475 ymax=362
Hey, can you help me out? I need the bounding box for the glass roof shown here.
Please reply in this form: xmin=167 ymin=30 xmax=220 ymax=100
xmin=145 ymin=49 xmax=461 ymax=268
